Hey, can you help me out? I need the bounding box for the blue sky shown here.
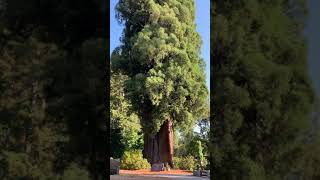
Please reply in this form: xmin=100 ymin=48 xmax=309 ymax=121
xmin=306 ymin=0 xmax=320 ymax=97
xmin=110 ymin=0 xmax=210 ymax=91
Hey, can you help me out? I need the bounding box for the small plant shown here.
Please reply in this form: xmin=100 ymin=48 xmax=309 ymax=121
xmin=120 ymin=150 xmax=151 ymax=170
xmin=197 ymin=140 xmax=204 ymax=169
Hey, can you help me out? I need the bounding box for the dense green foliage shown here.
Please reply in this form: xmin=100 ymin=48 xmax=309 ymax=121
xmin=173 ymin=124 xmax=209 ymax=170
xmin=0 ymin=0 xmax=106 ymax=179
xmin=120 ymin=150 xmax=151 ymax=170
xmin=111 ymin=0 xmax=208 ymax=135
xmin=300 ymin=134 xmax=320 ymax=179
xmin=0 ymin=36 xmax=65 ymax=179
xmin=174 ymin=119 xmax=209 ymax=158
xmin=176 ymin=133 xmax=202 ymax=156
xmin=172 ymin=114 xmax=209 ymax=169
xmin=212 ymin=0 xmax=316 ymax=179
xmin=61 ymin=163 xmax=90 ymax=180
xmin=110 ymin=71 xmax=144 ymax=158
xmin=300 ymin=98 xmax=320 ymax=180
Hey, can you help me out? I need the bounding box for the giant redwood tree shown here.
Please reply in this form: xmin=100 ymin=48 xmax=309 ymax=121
xmin=111 ymin=0 xmax=208 ymax=167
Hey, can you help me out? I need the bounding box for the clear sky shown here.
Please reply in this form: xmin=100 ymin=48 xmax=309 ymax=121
xmin=306 ymin=0 xmax=320 ymax=97
xmin=110 ymin=0 xmax=210 ymax=92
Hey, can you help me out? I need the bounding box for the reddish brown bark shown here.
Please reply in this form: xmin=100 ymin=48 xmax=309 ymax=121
xmin=143 ymin=116 xmax=174 ymax=168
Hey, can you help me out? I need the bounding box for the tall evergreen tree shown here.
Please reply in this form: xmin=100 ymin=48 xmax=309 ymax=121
xmin=112 ymin=0 xmax=208 ymax=167
xmin=212 ymin=0 xmax=314 ymax=179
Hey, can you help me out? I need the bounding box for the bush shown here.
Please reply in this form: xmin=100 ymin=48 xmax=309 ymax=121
xmin=173 ymin=155 xmax=195 ymax=171
xmin=173 ymin=157 xmax=181 ymax=169
xmin=120 ymin=150 xmax=150 ymax=170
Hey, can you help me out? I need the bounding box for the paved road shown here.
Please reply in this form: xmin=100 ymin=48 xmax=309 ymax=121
xmin=111 ymin=174 xmax=209 ymax=180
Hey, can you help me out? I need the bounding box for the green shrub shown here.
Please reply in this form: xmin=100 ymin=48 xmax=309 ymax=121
xmin=120 ymin=150 xmax=150 ymax=170
xmin=173 ymin=155 xmax=195 ymax=171
xmin=173 ymin=156 xmax=181 ymax=169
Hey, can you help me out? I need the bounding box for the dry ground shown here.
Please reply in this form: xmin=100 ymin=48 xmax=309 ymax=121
xmin=110 ymin=170 xmax=209 ymax=180
xmin=119 ymin=169 xmax=193 ymax=175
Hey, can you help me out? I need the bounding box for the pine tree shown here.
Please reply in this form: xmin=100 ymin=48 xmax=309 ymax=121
xmin=112 ymin=0 xmax=208 ymax=167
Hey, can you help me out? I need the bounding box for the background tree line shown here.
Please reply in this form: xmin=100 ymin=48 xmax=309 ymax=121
xmin=212 ymin=0 xmax=320 ymax=179
xmin=0 ymin=0 xmax=107 ymax=179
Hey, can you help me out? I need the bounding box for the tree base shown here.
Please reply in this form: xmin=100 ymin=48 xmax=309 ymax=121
xmin=143 ymin=119 xmax=174 ymax=169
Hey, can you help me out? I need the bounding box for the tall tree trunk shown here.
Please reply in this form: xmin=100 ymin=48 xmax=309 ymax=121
xmin=143 ymin=115 xmax=174 ymax=168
